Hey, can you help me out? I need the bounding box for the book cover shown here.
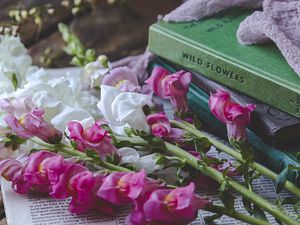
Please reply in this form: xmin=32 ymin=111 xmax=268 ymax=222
xmin=148 ymin=9 xmax=300 ymax=118
xmin=149 ymin=60 xmax=300 ymax=185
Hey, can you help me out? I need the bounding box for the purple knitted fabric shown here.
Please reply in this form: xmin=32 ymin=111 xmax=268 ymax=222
xmin=237 ymin=0 xmax=300 ymax=76
xmin=163 ymin=0 xmax=263 ymax=22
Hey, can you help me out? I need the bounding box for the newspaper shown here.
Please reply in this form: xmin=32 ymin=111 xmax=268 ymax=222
xmin=0 ymin=68 xmax=298 ymax=225
xmin=1 ymin=144 xmax=297 ymax=225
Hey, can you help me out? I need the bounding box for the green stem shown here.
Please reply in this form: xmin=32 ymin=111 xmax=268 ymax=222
xmin=116 ymin=136 xmax=298 ymax=225
xmin=164 ymin=142 xmax=298 ymax=225
xmin=171 ymin=120 xmax=300 ymax=199
xmin=206 ymin=204 xmax=271 ymax=225
xmin=28 ymin=139 xmax=130 ymax=172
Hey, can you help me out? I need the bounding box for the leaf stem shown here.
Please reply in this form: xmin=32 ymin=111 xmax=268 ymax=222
xmin=171 ymin=120 xmax=300 ymax=199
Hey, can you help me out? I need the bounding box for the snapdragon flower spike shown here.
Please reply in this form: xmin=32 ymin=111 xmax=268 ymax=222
xmin=145 ymin=66 xmax=192 ymax=112
xmin=143 ymin=183 xmax=210 ymax=225
xmin=67 ymin=121 xmax=118 ymax=160
xmin=146 ymin=112 xmax=184 ymax=142
xmin=4 ymin=109 xmax=62 ymax=144
xmin=97 ymin=169 xmax=147 ymax=205
xmin=102 ymin=66 xmax=141 ymax=92
xmin=209 ymin=90 xmax=256 ymax=142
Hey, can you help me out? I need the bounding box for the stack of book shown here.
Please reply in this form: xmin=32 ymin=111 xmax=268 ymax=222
xmin=147 ymin=9 xmax=300 ymax=185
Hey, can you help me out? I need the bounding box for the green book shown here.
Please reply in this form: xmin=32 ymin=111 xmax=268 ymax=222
xmin=148 ymin=9 xmax=300 ymax=118
xmin=149 ymin=60 xmax=300 ymax=185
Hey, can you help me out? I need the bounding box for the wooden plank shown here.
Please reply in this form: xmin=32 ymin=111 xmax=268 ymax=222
xmin=28 ymin=0 xmax=181 ymax=67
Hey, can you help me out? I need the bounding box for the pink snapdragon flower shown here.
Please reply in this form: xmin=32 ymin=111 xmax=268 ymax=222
xmin=209 ymin=90 xmax=256 ymax=142
xmin=50 ymin=163 xmax=88 ymax=199
xmin=0 ymin=98 xmax=62 ymax=144
xmin=72 ymin=173 xmax=114 ymax=215
xmin=126 ymin=181 xmax=161 ymax=225
xmin=146 ymin=112 xmax=184 ymax=142
xmin=0 ymin=156 xmax=31 ymax=194
xmin=67 ymin=121 xmax=118 ymax=160
xmin=143 ymin=183 xmax=210 ymax=225
xmin=97 ymin=169 xmax=147 ymax=205
xmin=145 ymin=67 xmax=192 ymax=112
xmin=23 ymin=151 xmax=58 ymax=185
xmin=102 ymin=67 xmax=141 ymax=92
xmin=5 ymin=109 xmax=62 ymax=144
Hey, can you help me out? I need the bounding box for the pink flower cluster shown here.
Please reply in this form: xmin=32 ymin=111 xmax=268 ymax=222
xmin=209 ymin=90 xmax=256 ymax=142
xmin=67 ymin=121 xmax=118 ymax=160
xmin=146 ymin=67 xmax=192 ymax=112
xmin=0 ymin=97 xmax=62 ymax=144
xmin=0 ymin=151 xmax=210 ymax=224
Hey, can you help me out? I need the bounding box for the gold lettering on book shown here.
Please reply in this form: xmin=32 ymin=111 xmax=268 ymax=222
xmin=182 ymin=51 xmax=245 ymax=84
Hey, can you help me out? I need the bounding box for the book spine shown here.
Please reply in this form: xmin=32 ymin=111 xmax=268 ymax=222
xmin=148 ymin=25 xmax=300 ymax=118
xmin=187 ymin=84 xmax=300 ymax=185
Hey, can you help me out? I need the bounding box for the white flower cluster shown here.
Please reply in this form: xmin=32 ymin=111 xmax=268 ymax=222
xmin=0 ymin=35 xmax=32 ymax=97
xmin=0 ymin=35 xmax=99 ymax=132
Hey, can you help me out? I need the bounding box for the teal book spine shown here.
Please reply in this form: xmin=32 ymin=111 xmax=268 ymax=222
xmin=148 ymin=10 xmax=300 ymax=118
xmin=188 ymin=84 xmax=300 ymax=185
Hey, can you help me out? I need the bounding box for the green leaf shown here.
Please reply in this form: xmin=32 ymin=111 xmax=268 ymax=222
xmin=219 ymin=191 xmax=235 ymax=212
xmin=70 ymin=141 xmax=78 ymax=150
xmin=106 ymin=152 xmax=120 ymax=165
xmin=8 ymin=135 xmax=26 ymax=145
xmin=281 ymin=197 xmax=299 ymax=205
xmin=115 ymin=140 xmax=132 ymax=148
xmin=193 ymin=115 xmax=201 ymax=130
xmin=86 ymin=149 xmax=100 ymax=160
xmin=12 ymin=73 xmax=18 ymax=90
xmin=296 ymin=152 xmax=300 ymax=161
xmin=148 ymin=136 xmax=165 ymax=147
xmin=194 ymin=138 xmax=211 ymax=154
xmin=242 ymin=197 xmax=253 ymax=215
xmin=253 ymin=205 xmax=268 ymax=222
xmin=155 ymin=155 xmax=168 ymax=166
xmin=231 ymin=140 xmax=254 ymax=161
xmin=276 ymin=166 xmax=289 ymax=194
xmin=94 ymin=85 xmax=101 ymax=91
xmin=204 ymin=213 xmax=222 ymax=224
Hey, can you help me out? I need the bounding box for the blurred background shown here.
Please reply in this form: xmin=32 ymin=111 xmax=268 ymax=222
xmin=0 ymin=0 xmax=181 ymax=68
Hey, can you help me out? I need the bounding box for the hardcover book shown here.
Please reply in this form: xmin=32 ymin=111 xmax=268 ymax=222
xmin=149 ymin=60 xmax=300 ymax=185
xmin=148 ymin=9 xmax=300 ymax=118
xmin=154 ymin=57 xmax=300 ymax=147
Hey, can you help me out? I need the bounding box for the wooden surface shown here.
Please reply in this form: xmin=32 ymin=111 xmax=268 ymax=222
xmin=1 ymin=0 xmax=181 ymax=68
xmin=0 ymin=0 xmax=181 ymax=224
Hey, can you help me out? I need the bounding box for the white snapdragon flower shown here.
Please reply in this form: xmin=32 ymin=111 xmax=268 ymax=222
xmin=97 ymin=85 xmax=150 ymax=135
xmin=0 ymin=35 xmax=32 ymax=96
xmin=81 ymin=60 xmax=110 ymax=89
xmin=118 ymin=148 xmax=163 ymax=174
